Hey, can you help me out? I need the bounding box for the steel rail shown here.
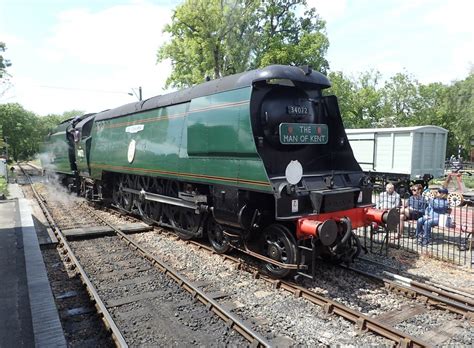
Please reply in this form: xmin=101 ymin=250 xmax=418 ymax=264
xmin=83 ymin=205 xmax=271 ymax=348
xmin=18 ymin=165 xmax=128 ymax=348
xmin=103 ymin=206 xmax=438 ymax=346
xmin=162 ymin=237 xmax=431 ymax=347
xmin=359 ymin=256 xmax=474 ymax=299
xmin=343 ymin=265 xmax=474 ymax=320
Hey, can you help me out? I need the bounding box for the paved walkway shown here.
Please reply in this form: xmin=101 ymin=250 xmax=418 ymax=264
xmin=0 ymin=184 xmax=66 ymax=347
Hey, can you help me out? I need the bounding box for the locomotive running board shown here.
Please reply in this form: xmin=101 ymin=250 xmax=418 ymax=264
xmin=122 ymin=187 xmax=208 ymax=212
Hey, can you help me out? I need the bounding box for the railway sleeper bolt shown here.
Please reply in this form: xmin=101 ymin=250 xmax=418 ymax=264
xmin=294 ymin=289 xmax=302 ymax=297
xmin=356 ymin=318 xmax=367 ymax=332
xmin=225 ymin=318 xmax=234 ymax=328
xmin=399 ymin=338 xmax=410 ymax=348
xmin=272 ymin=280 xmax=281 ymax=289
xmin=250 ymin=339 xmax=259 ymax=348
xmin=323 ymin=303 xmax=334 ymax=314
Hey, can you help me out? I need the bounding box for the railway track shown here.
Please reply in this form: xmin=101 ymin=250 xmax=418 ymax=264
xmin=101 ymin=208 xmax=470 ymax=346
xmin=346 ymin=259 xmax=474 ymax=320
xmin=21 ymin=165 xmax=473 ymax=346
xmin=101 ymin=205 xmax=474 ymax=346
xmin=19 ymin=164 xmax=269 ymax=347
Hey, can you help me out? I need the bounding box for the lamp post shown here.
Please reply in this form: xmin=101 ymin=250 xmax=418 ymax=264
xmin=128 ymin=86 xmax=143 ymax=101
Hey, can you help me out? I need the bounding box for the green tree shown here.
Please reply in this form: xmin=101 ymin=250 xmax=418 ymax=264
xmin=0 ymin=42 xmax=11 ymax=79
xmin=158 ymin=0 xmax=329 ymax=87
xmin=253 ymin=0 xmax=329 ymax=72
xmin=0 ymin=104 xmax=83 ymax=161
xmin=37 ymin=110 xmax=83 ymax=138
xmin=158 ymin=0 xmax=259 ymax=88
xmin=0 ymin=103 xmax=40 ymax=160
xmin=326 ymin=70 xmax=383 ymax=128
xmin=443 ymin=70 xmax=474 ymax=157
xmin=0 ymin=124 xmax=5 ymax=157
xmin=1 ymin=42 xmax=12 ymax=97
xmin=380 ymin=72 xmax=420 ymax=127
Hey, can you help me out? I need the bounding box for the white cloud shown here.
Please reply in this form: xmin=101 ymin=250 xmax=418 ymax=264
xmin=4 ymin=1 xmax=174 ymax=115
xmin=307 ymin=0 xmax=347 ymax=21
xmin=43 ymin=3 xmax=171 ymax=66
xmin=0 ymin=32 xmax=24 ymax=46
xmin=422 ymin=0 xmax=474 ymax=34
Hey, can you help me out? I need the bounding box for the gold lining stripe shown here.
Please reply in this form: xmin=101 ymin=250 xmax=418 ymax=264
xmin=188 ymin=100 xmax=249 ymax=114
xmin=90 ymin=163 xmax=270 ymax=187
xmin=101 ymin=100 xmax=249 ymax=129
xmin=104 ymin=112 xmax=187 ymax=129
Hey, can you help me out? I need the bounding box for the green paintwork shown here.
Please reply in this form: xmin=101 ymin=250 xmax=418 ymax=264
xmin=89 ymin=87 xmax=272 ymax=192
xmin=40 ymin=122 xmax=72 ymax=175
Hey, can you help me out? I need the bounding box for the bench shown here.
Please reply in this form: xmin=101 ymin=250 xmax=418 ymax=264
xmin=432 ymin=213 xmax=473 ymax=251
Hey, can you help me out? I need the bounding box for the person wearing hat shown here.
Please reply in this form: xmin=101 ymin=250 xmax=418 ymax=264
xmin=416 ymin=187 xmax=450 ymax=246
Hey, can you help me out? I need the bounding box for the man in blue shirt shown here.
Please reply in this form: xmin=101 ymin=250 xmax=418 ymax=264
xmin=399 ymin=184 xmax=427 ymax=236
xmin=416 ymin=188 xmax=450 ymax=246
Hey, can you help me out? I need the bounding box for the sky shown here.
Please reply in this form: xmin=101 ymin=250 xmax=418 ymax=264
xmin=0 ymin=0 xmax=472 ymax=116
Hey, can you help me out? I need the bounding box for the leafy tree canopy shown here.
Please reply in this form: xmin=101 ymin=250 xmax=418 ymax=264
xmin=158 ymin=0 xmax=328 ymax=88
xmin=0 ymin=104 xmax=84 ymax=161
xmin=0 ymin=41 xmax=12 ymax=97
xmin=0 ymin=42 xmax=11 ymax=79
xmin=327 ymin=68 xmax=474 ymax=157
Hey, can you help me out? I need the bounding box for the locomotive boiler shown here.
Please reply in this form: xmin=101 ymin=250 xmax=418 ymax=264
xmin=41 ymin=65 xmax=398 ymax=279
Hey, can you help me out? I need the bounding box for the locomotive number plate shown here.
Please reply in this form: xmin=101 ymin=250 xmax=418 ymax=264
xmin=287 ymin=105 xmax=308 ymax=115
xmin=279 ymin=123 xmax=328 ymax=145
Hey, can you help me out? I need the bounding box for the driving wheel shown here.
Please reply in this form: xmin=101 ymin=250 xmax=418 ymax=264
xmin=113 ymin=175 xmax=133 ymax=211
xmin=261 ymin=224 xmax=297 ymax=278
xmin=207 ymin=217 xmax=231 ymax=254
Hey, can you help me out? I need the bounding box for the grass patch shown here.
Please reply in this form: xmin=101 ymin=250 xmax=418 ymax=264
xmin=0 ymin=176 xmax=8 ymax=197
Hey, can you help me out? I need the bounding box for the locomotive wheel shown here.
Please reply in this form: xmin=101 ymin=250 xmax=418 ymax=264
xmin=113 ymin=175 xmax=133 ymax=211
xmin=164 ymin=180 xmax=195 ymax=240
xmin=261 ymin=224 xmax=297 ymax=278
xmin=207 ymin=217 xmax=231 ymax=254
xmin=168 ymin=207 xmax=196 ymax=240
xmin=447 ymin=192 xmax=463 ymax=207
xmin=136 ymin=176 xmax=162 ymax=224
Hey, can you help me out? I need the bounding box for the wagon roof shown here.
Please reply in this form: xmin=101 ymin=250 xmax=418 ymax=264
xmin=94 ymin=65 xmax=331 ymax=122
xmin=345 ymin=125 xmax=448 ymax=134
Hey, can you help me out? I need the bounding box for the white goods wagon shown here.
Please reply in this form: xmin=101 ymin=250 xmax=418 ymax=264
xmin=345 ymin=126 xmax=448 ymax=184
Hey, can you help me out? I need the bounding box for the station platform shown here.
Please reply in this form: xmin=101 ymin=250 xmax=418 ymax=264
xmin=0 ymin=184 xmax=66 ymax=347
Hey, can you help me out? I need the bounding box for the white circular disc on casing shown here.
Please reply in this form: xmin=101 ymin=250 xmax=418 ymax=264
xmin=127 ymin=139 xmax=136 ymax=163
xmin=285 ymin=160 xmax=303 ymax=185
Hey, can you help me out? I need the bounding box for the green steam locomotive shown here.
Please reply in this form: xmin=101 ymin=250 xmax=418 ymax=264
xmin=41 ymin=65 xmax=398 ymax=279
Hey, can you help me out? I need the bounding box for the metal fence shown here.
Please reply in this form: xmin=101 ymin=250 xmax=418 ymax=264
xmin=355 ymin=188 xmax=473 ymax=268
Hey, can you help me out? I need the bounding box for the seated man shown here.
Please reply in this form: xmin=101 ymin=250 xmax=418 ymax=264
xmin=377 ymin=183 xmax=400 ymax=210
xmin=416 ymin=188 xmax=450 ymax=246
xmin=399 ymin=184 xmax=426 ymax=236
